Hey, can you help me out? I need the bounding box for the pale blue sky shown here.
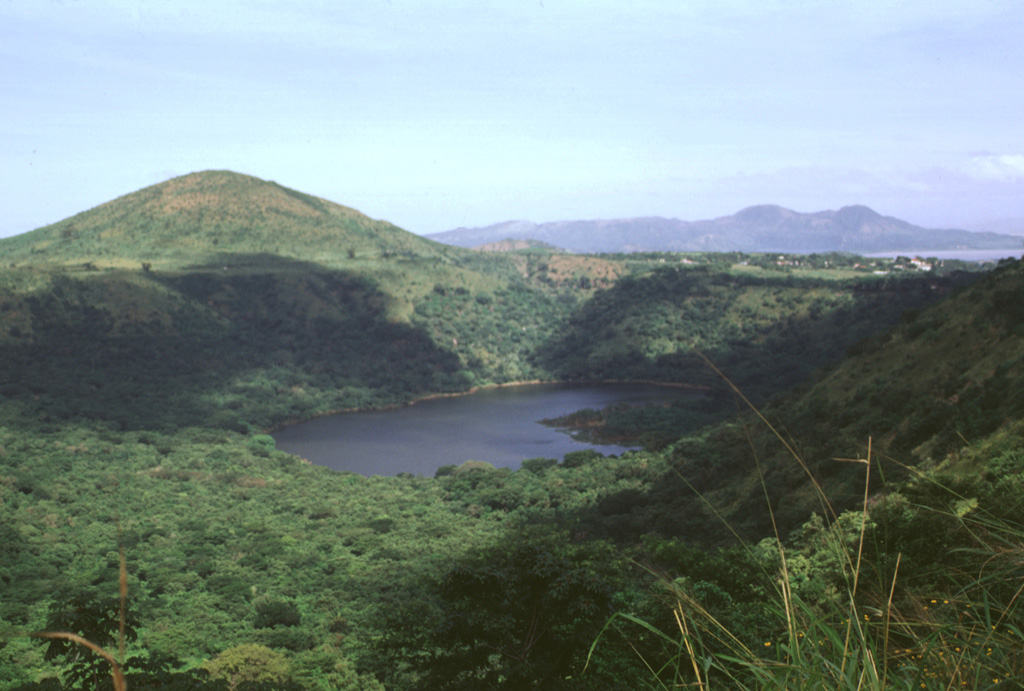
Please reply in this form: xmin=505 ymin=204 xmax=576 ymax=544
xmin=2 ymin=0 xmax=1023 ymax=238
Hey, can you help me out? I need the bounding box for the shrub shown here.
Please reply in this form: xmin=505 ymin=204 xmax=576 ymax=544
xmin=202 ymin=644 xmax=292 ymax=689
xmin=253 ymin=600 xmax=301 ymax=629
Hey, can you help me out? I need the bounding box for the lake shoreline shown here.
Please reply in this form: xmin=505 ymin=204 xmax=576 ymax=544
xmin=271 ymin=380 xmax=703 ymax=475
xmin=267 ymin=378 xmax=708 ymax=434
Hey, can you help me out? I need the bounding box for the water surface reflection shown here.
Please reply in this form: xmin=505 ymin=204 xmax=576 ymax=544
xmin=272 ymin=382 xmax=695 ymax=476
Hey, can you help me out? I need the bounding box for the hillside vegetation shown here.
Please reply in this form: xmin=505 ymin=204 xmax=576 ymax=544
xmin=1 ymin=172 xmax=1022 ymax=689
xmin=0 ymin=171 xmax=456 ymax=270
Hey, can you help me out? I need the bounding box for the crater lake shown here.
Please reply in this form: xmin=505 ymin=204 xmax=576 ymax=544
xmin=272 ymin=382 xmax=697 ymax=476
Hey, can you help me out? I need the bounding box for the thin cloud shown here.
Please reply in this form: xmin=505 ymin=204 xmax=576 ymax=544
xmin=965 ymin=154 xmax=1024 ymax=182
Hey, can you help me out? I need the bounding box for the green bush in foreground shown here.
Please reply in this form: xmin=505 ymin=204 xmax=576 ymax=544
xmin=589 ymin=439 xmax=1024 ymax=690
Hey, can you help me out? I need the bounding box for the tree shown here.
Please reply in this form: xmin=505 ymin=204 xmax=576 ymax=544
xmin=202 ymin=644 xmax=295 ymax=690
xmin=253 ymin=600 xmax=301 ymax=629
xmin=29 ymin=594 xmax=213 ymax=690
xmin=388 ymin=530 xmax=619 ymax=690
xmin=38 ymin=594 xmax=138 ymax=691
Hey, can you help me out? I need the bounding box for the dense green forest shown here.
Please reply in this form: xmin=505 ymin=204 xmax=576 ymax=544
xmin=2 ymin=172 xmax=1022 ymax=689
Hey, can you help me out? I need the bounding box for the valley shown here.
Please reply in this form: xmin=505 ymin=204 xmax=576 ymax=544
xmin=1 ymin=171 xmax=1022 ymax=689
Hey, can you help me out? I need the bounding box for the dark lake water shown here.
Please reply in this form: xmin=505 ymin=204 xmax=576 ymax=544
xmin=272 ymin=382 xmax=696 ymax=476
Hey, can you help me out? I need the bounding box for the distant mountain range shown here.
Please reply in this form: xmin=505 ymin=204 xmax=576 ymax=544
xmin=965 ymin=217 xmax=1024 ymax=236
xmin=428 ymin=205 xmax=1024 ymax=255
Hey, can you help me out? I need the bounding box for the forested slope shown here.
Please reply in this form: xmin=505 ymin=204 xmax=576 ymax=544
xmin=537 ymin=265 xmax=970 ymax=403
xmin=582 ymin=258 xmax=1024 ymax=545
xmin=0 ymin=262 xmax=466 ymax=432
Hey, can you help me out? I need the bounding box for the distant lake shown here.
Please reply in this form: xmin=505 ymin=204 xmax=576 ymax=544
xmin=865 ymin=249 xmax=1024 ymax=262
xmin=272 ymin=382 xmax=697 ymax=476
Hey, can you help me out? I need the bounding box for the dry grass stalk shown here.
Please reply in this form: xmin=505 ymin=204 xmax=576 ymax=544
xmin=29 ymin=517 xmax=130 ymax=691
xmin=30 ymin=632 xmax=126 ymax=691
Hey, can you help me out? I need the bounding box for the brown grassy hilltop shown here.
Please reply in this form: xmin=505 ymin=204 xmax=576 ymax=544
xmin=0 ymin=170 xmax=456 ymax=269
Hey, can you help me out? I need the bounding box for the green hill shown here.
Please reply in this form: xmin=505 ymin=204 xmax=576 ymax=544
xmin=0 ymin=170 xmax=457 ymax=269
xmin=592 ymin=257 xmax=1024 ymax=544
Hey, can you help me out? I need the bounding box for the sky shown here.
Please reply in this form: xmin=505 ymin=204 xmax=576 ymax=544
xmin=2 ymin=0 xmax=1023 ymax=239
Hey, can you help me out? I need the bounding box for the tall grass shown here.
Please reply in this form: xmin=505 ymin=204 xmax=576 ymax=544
xmin=588 ymin=358 xmax=1024 ymax=689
